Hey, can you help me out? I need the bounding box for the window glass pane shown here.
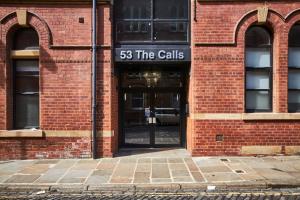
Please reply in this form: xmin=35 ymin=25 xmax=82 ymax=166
xmin=13 ymin=28 xmax=39 ymax=50
xmin=289 ymin=25 xmax=300 ymax=47
xmin=246 ymin=26 xmax=271 ymax=47
xmin=15 ymin=76 xmax=39 ymax=93
xmin=246 ymin=71 xmax=269 ymax=89
xmin=15 ymin=60 xmax=39 ymax=73
xmin=116 ymin=0 xmax=151 ymax=19
xmin=116 ymin=21 xmax=151 ymax=41
xmin=288 ymin=47 xmax=300 ymax=67
xmin=15 ymin=94 xmax=39 ymax=129
xmin=288 ymin=91 xmax=300 ymax=112
xmin=288 ymin=70 xmax=300 ymax=89
xmin=154 ymin=0 xmax=188 ymax=19
xmin=246 ymin=48 xmax=271 ymax=67
xmin=154 ymin=22 xmax=188 ymax=41
xmin=132 ymin=93 xmax=144 ymax=108
xmin=246 ymin=91 xmax=270 ymax=110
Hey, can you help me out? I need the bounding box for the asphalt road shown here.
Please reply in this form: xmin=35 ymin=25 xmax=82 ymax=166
xmin=0 ymin=191 xmax=300 ymax=200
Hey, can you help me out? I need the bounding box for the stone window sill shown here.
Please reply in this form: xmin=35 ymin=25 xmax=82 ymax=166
xmin=242 ymin=113 xmax=300 ymax=120
xmin=0 ymin=130 xmax=43 ymax=138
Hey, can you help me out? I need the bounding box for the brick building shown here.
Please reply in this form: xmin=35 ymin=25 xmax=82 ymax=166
xmin=0 ymin=0 xmax=300 ymax=160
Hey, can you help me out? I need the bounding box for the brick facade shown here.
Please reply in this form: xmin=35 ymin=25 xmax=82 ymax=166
xmin=0 ymin=0 xmax=299 ymax=160
xmin=190 ymin=1 xmax=300 ymax=156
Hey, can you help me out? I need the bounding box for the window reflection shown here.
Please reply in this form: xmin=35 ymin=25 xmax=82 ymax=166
xmin=288 ymin=24 xmax=300 ymax=112
xmin=245 ymin=26 xmax=272 ymax=112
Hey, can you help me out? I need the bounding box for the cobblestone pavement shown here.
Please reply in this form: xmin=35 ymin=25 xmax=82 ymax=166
xmin=0 ymin=190 xmax=300 ymax=200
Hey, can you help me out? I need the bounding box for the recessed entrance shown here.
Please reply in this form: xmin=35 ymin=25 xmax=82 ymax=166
xmin=119 ymin=67 xmax=187 ymax=148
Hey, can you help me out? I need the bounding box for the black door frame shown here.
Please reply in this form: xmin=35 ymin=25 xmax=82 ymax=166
xmin=118 ymin=67 xmax=188 ymax=148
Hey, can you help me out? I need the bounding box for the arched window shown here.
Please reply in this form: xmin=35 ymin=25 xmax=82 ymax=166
xmin=11 ymin=27 xmax=39 ymax=129
xmin=288 ymin=24 xmax=300 ymax=112
xmin=245 ymin=26 xmax=272 ymax=112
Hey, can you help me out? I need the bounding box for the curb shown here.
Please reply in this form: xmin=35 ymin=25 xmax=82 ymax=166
xmin=1 ymin=181 xmax=300 ymax=193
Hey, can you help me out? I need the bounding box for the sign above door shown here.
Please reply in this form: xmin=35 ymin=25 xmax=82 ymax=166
xmin=115 ymin=45 xmax=191 ymax=63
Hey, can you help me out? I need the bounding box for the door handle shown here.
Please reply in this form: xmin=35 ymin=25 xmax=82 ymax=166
xmin=153 ymin=117 xmax=156 ymax=124
xmin=148 ymin=117 xmax=156 ymax=124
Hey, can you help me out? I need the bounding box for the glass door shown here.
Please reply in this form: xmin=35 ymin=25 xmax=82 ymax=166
xmin=153 ymin=92 xmax=181 ymax=145
xmin=120 ymin=68 xmax=186 ymax=148
xmin=122 ymin=90 xmax=181 ymax=147
xmin=123 ymin=92 xmax=152 ymax=146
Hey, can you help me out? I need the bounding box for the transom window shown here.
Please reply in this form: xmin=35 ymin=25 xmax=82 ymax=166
xmin=115 ymin=0 xmax=189 ymax=43
xmin=12 ymin=27 xmax=40 ymax=129
xmin=288 ymin=24 xmax=300 ymax=112
xmin=245 ymin=26 xmax=273 ymax=112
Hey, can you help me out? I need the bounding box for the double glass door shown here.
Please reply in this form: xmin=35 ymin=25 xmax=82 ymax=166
xmin=122 ymin=90 xmax=182 ymax=147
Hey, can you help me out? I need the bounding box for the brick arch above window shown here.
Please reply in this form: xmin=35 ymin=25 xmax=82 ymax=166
xmin=0 ymin=11 xmax=53 ymax=48
xmin=235 ymin=11 xmax=284 ymax=48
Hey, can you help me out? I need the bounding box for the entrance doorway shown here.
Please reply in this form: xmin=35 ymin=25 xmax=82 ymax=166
xmin=120 ymin=68 xmax=187 ymax=147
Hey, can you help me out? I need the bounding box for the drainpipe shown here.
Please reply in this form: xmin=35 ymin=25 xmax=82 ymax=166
xmin=92 ymin=0 xmax=97 ymax=159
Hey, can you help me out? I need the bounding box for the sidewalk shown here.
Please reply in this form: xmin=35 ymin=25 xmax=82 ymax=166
xmin=0 ymin=149 xmax=300 ymax=192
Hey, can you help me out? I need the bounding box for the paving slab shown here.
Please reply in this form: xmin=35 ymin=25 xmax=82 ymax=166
xmin=171 ymin=170 xmax=190 ymax=177
xmin=96 ymin=162 xmax=116 ymax=170
xmin=256 ymin=168 xmax=296 ymax=180
xmin=152 ymin=158 xmax=168 ymax=163
xmin=203 ymin=172 xmax=243 ymax=182
xmin=52 ymin=160 xmax=77 ymax=169
xmin=59 ymin=169 xmax=92 ymax=184
xmin=185 ymin=160 xmax=200 ymax=172
xmin=35 ymin=160 xmax=59 ymax=164
xmin=151 ymin=178 xmax=172 ymax=183
xmin=19 ymin=164 xmax=51 ymax=175
xmin=135 ymin=164 xmax=151 ymax=172
xmin=152 ymin=164 xmax=170 ymax=179
xmin=239 ymin=171 xmax=265 ymax=181
xmin=168 ymin=158 xmax=184 ymax=163
xmin=133 ymin=172 xmax=150 ymax=183
xmin=137 ymin=158 xmax=151 ymax=163
xmin=110 ymin=177 xmax=132 ymax=183
xmin=119 ymin=158 xmax=137 ymax=164
xmin=111 ymin=163 xmax=136 ymax=179
xmin=35 ymin=168 xmax=69 ymax=183
xmin=4 ymin=175 xmax=40 ymax=183
xmin=190 ymin=171 xmax=205 ymax=182
xmin=100 ymin=158 xmax=119 ymax=164
xmin=0 ymin=175 xmax=10 ymax=183
xmin=173 ymin=177 xmax=193 ymax=182
xmin=199 ymin=165 xmax=232 ymax=173
xmin=0 ymin=161 xmax=36 ymax=176
xmin=169 ymin=163 xmax=188 ymax=170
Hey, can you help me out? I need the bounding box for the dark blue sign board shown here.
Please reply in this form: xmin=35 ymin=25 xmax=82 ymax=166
xmin=115 ymin=45 xmax=191 ymax=63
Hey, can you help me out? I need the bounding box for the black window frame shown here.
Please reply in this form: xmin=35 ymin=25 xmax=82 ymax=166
xmin=288 ymin=23 xmax=300 ymax=113
xmin=13 ymin=60 xmax=40 ymax=129
xmin=12 ymin=27 xmax=40 ymax=129
xmin=115 ymin=0 xmax=190 ymax=44
xmin=245 ymin=26 xmax=273 ymax=113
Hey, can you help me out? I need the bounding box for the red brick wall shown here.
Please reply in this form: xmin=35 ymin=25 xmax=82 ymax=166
xmin=0 ymin=3 xmax=115 ymax=160
xmin=1 ymin=1 xmax=300 ymax=159
xmin=192 ymin=120 xmax=300 ymax=156
xmin=191 ymin=1 xmax=300 ymax=156
xmin=0 ymin=137 xmax=91 ymax=160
